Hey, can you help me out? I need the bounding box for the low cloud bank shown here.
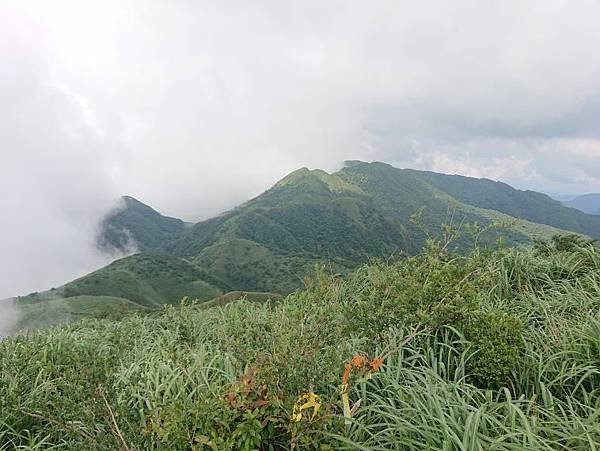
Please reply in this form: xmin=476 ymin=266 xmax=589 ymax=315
xmin=0 ymin=6 xmax=125 ymax=300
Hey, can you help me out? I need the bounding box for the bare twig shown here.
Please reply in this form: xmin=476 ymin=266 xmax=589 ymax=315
xmin=99 ymin=389 xmax=130 ymax=451
xmin=377 ymin=325 xmax=423 ymax=361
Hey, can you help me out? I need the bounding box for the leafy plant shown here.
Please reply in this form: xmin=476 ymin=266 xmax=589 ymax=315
xmin=1 ymin=235 xmax=599 ymax=449
xmin=464 ymin=309 xmax=524 ymax=389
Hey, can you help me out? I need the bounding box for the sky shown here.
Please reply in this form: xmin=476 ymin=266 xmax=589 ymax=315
xmin=1 ymin=0 xmax=600 ymax=299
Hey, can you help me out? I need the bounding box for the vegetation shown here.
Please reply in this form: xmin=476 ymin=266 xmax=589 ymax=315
xmin=1 ymin=235 xmax=598 ymax=449
xmin=14 ymin=253 xmax=229 ymax=330
xmin=14 ymin=296 xmax=144 ymax=331
xmin=408 ymin=167 xmax=600 ymax=236
xmin=13 ymin=161 xmax=599 ymax=330
xmin=199 ymin=291 xmax=282 ymax=309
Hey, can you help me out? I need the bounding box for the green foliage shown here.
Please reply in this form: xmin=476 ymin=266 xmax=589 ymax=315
xmin=170 ymin=161 xmax=574 ymax=299
xmin=329 ymin=236 xmax=504 ymax=344
xmin=16 ymin=253 xmax=226 ymax=324
xmin=464 ymin=309 xmax=524 ymax=389
xmin=410 ymin=167 xmax=600 ymax=238
xmin=338 ymin=328 xmax=599 ymax=450
xmin=58 ymin=252 xmax=227 ymax=306
xmin=2 ymin=236 xmax=599 ymax=449
xmin=199 ymin=290 xmax=282 ymax=309
xmin=534 ymin=233 xmax=597 ymax=255
xmin=22 ymin=161 xmax=589 ymax=331
xmin=14 ymin=296 xmax=143 ymax=331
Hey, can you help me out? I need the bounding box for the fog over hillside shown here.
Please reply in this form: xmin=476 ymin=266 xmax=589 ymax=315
xmin=0 ymin=299 xmax=20 ymax=337
xmin=2 ymin=0 xmax=600 ymax=299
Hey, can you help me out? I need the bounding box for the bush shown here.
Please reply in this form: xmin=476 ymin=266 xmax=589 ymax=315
xmin=338 ymin=244 xmax=490 ymax=342
xmin=464 ymin=309 xmax=524 ymax=389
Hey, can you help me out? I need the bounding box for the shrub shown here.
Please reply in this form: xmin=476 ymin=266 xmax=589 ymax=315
xmin=464 ymin=309 xmax=524 ymax=389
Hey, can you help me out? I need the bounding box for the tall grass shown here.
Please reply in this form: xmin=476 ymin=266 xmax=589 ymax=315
xmin=1 ymin=237 xmax=598 ymax=449
xmin=334 ymin=328 xmax=599 ymax=450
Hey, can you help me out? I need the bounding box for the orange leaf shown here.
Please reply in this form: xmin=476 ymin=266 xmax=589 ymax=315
xmin=370 ymin=357 xmax=384 ymax=373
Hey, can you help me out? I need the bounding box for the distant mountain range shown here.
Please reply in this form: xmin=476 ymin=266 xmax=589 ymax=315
xmin=13 ymin=161 xmax=600 ymax=330
xmin=563 ymin=193 xmax=600 ymax=215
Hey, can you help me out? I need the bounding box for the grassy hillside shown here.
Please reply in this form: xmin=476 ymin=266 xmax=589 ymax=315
xmin=338 ymin=162 xmax=567 ymax=247
xmin=169 ymin=162 xmax=568 ymax=294
xmin=1 ymin=237 xmax=598 ymax=449
xmin=405 ymin=167 xmax=600 ymax=237
xmin=172 ymin=167 xmax=411 ymax=260
xmin=167 ymin=167 xmax=415 ymax=292
xmin=188 ymin=239 xmax=332 ymax=294
xmin=17 ymin=253 xmax=227 ymax=310
xmin=14 ymin=296 xmax=143 ymax=331
xmin=199 ymin=290 xmax=282 ymax=309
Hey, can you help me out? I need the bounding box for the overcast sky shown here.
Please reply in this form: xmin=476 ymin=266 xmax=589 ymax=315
xmin=1 ymin=0 xmax=600 ymax=299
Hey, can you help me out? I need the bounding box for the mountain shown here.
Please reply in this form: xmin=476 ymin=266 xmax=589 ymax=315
xmin=165 ymin=162 xmax=576 ymax=294
xmin=547 ymin=193 xmax=577 ymax=203
xmin=17 ymin=253 xmax=229 ymax=308
xmin=168 ymin=166 xmax=414 ymax=292
xmin=564 ymin=193 xmax=600 ymax=215
xmin=98 ymin=195 xmax=189 ymax=253
xmin=405 ymin=169 xmax=600 ymax=237
xmin=15 ymin=161 xmax=600 ymax=331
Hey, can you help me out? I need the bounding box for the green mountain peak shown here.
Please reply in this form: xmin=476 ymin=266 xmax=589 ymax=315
xmin=98 ymin=195 xmax=186 ymax=253
xmin=273 ymin=167 xmax=311 ymax=186
xmin=343 ymin=159 xmax=365 ymax=167
xmin=274 ymin=166 xmax=361 ymax=193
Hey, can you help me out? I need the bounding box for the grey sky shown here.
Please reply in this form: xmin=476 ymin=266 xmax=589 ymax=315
xmin=1 ymin=0 xmax=600 ymax=299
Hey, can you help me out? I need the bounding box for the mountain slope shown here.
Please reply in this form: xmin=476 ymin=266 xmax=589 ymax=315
xmin=337 ymin=162 xmax=567 ymax=247
xmin=404 ymin=168 xmax=600 ymax=237
xmin=17 ymin=253 xmax=228 ymax=311
xmin=14 ymin=161 xmax=593 ymax=331
xmin=172 ymin=167 xmax=409 ymax=259
xmin=169 ymin=167 xmax=413 ymax=291
xmin=164 ymin=163 xmax=571 ymax=292
xmin=564 ymin=193 xmax=600 ymax=215
xmin=14 ymin=296 xmax=141 ymax=331
xmin=98 ymin=196 xmax=188 ymax=253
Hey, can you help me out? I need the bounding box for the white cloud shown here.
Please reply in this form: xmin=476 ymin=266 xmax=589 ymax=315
xmin=0 ymin=5 xmax=124 ymax=298
xmin=1 ymin=0 xmax=600 ymax=298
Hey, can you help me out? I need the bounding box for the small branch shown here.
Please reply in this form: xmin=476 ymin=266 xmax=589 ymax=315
xmin=378 ymin=325 xmax=423 ymax=361
xmin=100 ymin=389 xmax=130 ymax=451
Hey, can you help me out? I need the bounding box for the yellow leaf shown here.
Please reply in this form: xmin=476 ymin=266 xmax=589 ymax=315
xmin=341 ymin=390 xmax=352 ymax=425
xmin=292 ymin=392 xmax=321 ymax=422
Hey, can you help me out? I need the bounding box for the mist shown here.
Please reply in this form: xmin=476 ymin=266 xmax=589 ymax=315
xmin=2 ymin=0 xmax=600 ymax=300
xmin=0 ymin=6 xmax=124 ymax=299
xmin=0 ymin=299 xmax=21 ymax=337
